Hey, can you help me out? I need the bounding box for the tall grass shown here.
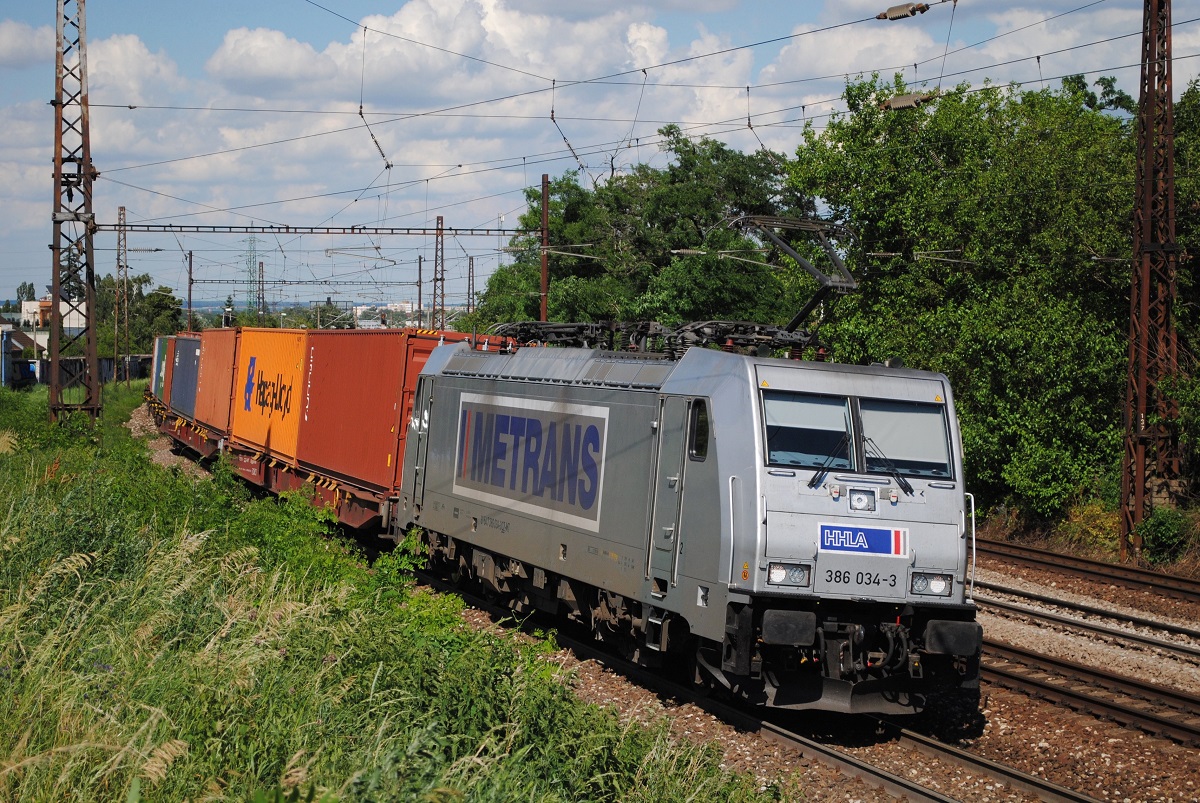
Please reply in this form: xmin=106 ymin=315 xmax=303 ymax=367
xmin=0 ymin=386 xmax=783 ymax=801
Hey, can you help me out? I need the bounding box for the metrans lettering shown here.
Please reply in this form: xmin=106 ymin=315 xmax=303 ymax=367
xmin=242 ymin=356 xmax=294 ymax=419
xmin=452 ymin=393 xmax=608 ymax=531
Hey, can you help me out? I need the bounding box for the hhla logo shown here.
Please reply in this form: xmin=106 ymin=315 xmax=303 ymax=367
xmin=243 ymin=356 xmax=294 ymax=418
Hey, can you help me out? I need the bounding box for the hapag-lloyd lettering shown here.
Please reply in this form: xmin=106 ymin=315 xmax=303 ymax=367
xmin=242 ymin=356 xmax=294 ymax=419
xmin=453 ymin=393 xmax=607 ymax=529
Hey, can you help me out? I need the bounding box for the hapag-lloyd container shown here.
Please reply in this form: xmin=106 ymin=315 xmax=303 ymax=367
xmin=230 ymin=329 xmax=308 ymax=461
xmin=151 ymin=336 xmax=169 ymax=400
xmin=194 ymin=327 xmax=239 ymax=434
xmin=297 ymin=329 xmax=454 ymax=493
xmin=169 ymin=335 xmax=201 ymax=419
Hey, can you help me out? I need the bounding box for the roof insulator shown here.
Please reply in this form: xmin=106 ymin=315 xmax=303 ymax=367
xmin=879 ymin=90 xmax=940 ymax=110
xmin=877 ymin=3 xmax=930 ymax=20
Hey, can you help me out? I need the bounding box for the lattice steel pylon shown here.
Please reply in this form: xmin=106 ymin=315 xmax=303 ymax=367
xmin=50 ymin=0 xmax=101 ymax=422
xmin=115 ymin=206 xmax=129 ymax=384
xmin=432 ymin=215 xmax=446 ymax=330
xmin=1120 ymin=0 xmax=1181 ymax=561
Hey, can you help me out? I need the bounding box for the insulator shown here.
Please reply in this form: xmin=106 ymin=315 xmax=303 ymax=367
xmin=880 ymin=91 xmax=938 ymax=110
xmin=877 ymin=3 xmax=930 ymax=20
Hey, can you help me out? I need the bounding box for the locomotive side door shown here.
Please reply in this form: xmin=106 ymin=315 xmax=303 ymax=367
xmin=647 ymin=395 xmax=689 ymax=594
xmin=406 ymin=376 xmax=434 ymax=505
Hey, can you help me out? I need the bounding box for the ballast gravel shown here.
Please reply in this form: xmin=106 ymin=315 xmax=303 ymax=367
xmin=462 ymin=549 xmax=1200 ymax=802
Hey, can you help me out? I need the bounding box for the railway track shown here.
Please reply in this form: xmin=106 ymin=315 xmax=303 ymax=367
xmin=974 ymin=584 xmax=1200 ymax=660
xmin=982 ymin=639 xmax=1200 ymax=747
xmin=975 ymin=538 xmax=1200 ymax=604
xmin=416 ymin=569 xmax=1100 ymax=803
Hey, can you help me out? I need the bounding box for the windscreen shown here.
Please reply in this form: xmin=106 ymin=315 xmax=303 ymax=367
xmin=762 ymin=391 xmax=852 ymax=469
xmin=860 ymin=398 xmax=953 ymax=479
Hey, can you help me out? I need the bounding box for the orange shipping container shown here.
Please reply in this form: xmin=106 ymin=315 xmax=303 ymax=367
xmin=194 ymin=327 xmax=240 ymax=434
xmin=229 ymin=329 xmax=308 ymax=461
xmin=296 ymin=330 xmax=451 ymax=493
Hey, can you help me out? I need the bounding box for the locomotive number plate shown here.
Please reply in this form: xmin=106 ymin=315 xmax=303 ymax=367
xmin=813 ymin=555 xmax=906 ymax=599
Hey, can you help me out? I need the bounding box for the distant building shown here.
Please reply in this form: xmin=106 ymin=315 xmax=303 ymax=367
xmin=22 ymin=297 xmax=87 ymax=331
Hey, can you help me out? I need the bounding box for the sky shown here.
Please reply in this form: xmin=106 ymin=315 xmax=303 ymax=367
xmin=1 ymin=0 xmax=1198 ymax=313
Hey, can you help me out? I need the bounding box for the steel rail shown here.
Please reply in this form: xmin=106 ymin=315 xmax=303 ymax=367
xmin=983 ymin=639 xmax=1200 ymax=746
xmin=975 ymin=588 xmax=1200 ymax=656
xmin=976 ymin=538 xmax=1200 ymax=604
xmin=871 ymin=719 xmax=1102 ymax=803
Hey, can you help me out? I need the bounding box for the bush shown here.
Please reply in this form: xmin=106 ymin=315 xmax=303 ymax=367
xmin=1137 ymin=505 xmax=1191 ymax=565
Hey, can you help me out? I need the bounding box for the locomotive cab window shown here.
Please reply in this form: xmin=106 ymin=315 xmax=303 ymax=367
xmin=688 ymin=399 xmax=709 ymax=460
xmin=860 ymin=398 xmax=953 ymax=478
xmin=762 ymin=391 xmax=852 ymax=469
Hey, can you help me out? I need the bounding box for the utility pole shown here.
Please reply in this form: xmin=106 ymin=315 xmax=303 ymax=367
xmin=49 ymin=0 xmax=100 ymax=421
xmin=417 ymin=254 xmax=423 ymax=327
xmin=1121 ymin=0 xmax=1181 ymax=561
xmin=115 ymin=205 xmax=127 ymax=383
xmin=540 ymin=173 xmax=549 ymax=322
xmin=467 ymin=255 xmax=475 ymax=315
xmin=187 ymin=251 xmax=194 ymax=332
xmin=432 ymin=215 xmax=445 ymax=330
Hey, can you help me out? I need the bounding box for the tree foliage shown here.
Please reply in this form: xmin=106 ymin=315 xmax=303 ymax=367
xmin=93 ymin=273 xmax=184 ymax=355
xmin=787 ymin=75 xmax=1136 ymax=516
xmin=461 ymin=126 xmax=808 ymax=330
xmin=461 ymin=75 xmax=1200 ymax=522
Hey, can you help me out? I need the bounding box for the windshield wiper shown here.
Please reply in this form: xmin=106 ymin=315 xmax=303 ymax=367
xmin=864 ymin=437 xmax=914 ymax=495
xmin=807 ymin=432 xmax=850 ymax=489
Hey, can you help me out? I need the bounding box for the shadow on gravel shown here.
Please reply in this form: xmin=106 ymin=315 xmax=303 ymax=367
xmin=768 ymin=688 xmax=987 ymax=747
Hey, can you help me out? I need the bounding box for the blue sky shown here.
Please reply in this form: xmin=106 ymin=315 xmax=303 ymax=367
xmin=1 ymin=0 xmax=1196 ymax=311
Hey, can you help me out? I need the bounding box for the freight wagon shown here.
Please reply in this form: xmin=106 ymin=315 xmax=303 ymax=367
xmin=149 ymin=324 xmax=981 ymax=713
xmin=149 ymin=327 xmax=503 ymax=529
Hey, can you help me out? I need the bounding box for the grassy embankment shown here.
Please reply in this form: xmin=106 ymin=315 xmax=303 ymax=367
xmin=0 ymin=385 xmax=783 ymax=802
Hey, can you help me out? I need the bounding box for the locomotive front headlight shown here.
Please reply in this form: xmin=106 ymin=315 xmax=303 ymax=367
xmin=849 ymin=489 xmax=876 ymax=512
xmin=768 ymin=563 xmax=811 ymax=586
xmin=910 ymin=572 xmax=953 ymax=596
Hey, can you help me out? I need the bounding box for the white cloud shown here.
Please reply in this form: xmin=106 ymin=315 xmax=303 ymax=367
xmin=91 ymin=34 xmax=187 ymax=105
xmin=0 ymin=0 xmax=1157 ymax=298
xmin=206 ymin=27 xmax=338 ymax=96
xmin=627 ymin=22 xmax=670 ymax=70
xmin=0 ymin=20 xmax=53 ymax=69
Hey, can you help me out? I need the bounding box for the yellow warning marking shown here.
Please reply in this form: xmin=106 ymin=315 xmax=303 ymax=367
xmin=935 ymin=394 xmax=943 ymax=402
xmin=760 ymin=381 xmax=769 ymax=387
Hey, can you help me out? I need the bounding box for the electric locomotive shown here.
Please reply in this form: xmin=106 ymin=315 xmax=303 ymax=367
xmin=396 ymin=339 xmax=981 ymax=714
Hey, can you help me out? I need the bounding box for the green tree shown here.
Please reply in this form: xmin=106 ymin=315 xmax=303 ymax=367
xmin=788 ymin=75 xmax=1134 ymax=516
xmin=16 ymin=281 xmax=37 ymax=303
xmin=463 ymin=126 xmax=803 ymax=330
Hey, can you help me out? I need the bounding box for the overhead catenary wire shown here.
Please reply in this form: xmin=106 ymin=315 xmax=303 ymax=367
xmin=102 ymin=45 xmax=1200 ymax=233
xmin=91 ymin=12 xmax=1199 ymax=189
xmin=74 ymin=1 xmax=1191 ymax=303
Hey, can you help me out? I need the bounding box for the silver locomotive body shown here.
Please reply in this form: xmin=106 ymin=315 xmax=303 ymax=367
xmin=398 ymin=343 xmax=981 ymax=713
